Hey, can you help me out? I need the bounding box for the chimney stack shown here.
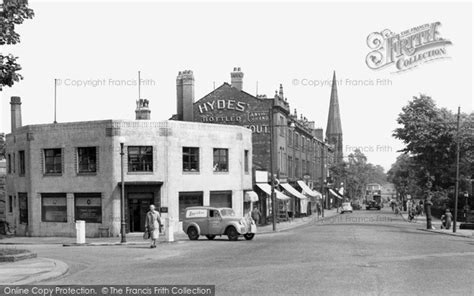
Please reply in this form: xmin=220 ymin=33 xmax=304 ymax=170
xmin=10 ymin=96 xmax=22 ymax=132
xmin=135 ymin=98 xmax=151 ymax=120
xmin=230 ymin=67 xmax=244 ymax=91
xmin=176 ymin=70 xmax=195 ymax=121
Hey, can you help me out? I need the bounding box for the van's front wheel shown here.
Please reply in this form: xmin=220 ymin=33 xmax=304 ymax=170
xmin=187 ymin=227 xmax=199 ymax=240
xmin=226 ymin=227 xmax=239 ymax=241
xmin=243 ymin=233 xmax=255 ymax=240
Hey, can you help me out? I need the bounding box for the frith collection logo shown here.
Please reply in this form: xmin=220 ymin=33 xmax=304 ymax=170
xmin=366 ymin=22 xmax=452 ymax=73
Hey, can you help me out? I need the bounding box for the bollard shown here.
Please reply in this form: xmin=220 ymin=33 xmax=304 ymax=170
xmin=165 ymin=217 xmax=174 ymax=242
xmin=75 ymin=220 xmax=86 ymax=244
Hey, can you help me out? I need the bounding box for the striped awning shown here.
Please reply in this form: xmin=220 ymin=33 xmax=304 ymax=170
xmin=297 ymin=181 xmax=322 ymax=199
xmin=329 ymin=189 xmax=343 ymax=200
xmin=281 ymin=183 xmax=307 ymax=199
xmin=256 ymin=183 xmax=291 ymax=200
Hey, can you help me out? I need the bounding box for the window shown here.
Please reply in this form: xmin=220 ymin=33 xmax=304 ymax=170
xmin=74 ymin=193 xmax=102 ymax=223
xmin=8 ymin=195 xmax=13 ymax=213
xmin=128 ymin=146 xmax=153 ymax=172
xmin=295 ymin=134 xmax=299 ymax=149
xmin=295 ymin=158 xmax=299 ymax=178
xmin=288 ymin=156 xmax=293 ymax=178
xmin=19 ymin=151 xmax=25 ymax=175
xmin=288 ymin=130 xmax=293 ymax=147
xmin=18 ymin=193 xmax=28 ymax=224
xmin=179 ymin=192 xmax=203 ymax=221
xmin=302 ymin=136 xmax=305 ymax=151
xmin=213 ymin=148 xmax=229 ymax=172
xmin=41 ymin=193 xmax=67 ymax=222
xmin=7 ymin=154 xmax=11 ymax=174
xmin=210 ymin=191 xmax=232 ymax=208
xmin=78 ymin=147 xmax=97 ymax=173
xmin=244 ymin=150 xmax=249 ymax=173
xmin=44 ymin=148 xmax=62 ymax=174
xmin=183 ymin=147 xmax=199 ymax=172
xmin=279 ymin=116 xmax=285 ymax=136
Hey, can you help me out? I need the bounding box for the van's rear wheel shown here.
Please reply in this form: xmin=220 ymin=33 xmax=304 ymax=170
xmin=226 ymin=226 xmax=239 ymax=241
xmin=243 ymin=233 xmax=255 ymax=240
xmin=187 ymin=227 xmax=199 ymax=240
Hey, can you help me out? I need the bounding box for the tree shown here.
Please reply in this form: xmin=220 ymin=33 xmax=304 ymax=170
xmin=0 ymin=0 xmax=34 ymax=90
xmin=392 ymin=95 xmax=473 ymax=228
xmin=330 ymin=149 xmax=388 ymax=201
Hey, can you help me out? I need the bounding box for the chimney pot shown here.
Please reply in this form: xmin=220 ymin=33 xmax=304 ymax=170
xmin=230 ymin=67 xmax=244 ymax=91
xmin=10 ymin=96 xmax=22 ymax=133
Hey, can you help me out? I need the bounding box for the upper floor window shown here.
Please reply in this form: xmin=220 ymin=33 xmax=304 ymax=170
xmin=19 ymin=150 xmax=25 ymax=175
xmin=128 ymin=146 xmax=153 ymax=172
xmin=213 ymin=148 xmax=229 ymax=172
xmin=7 ymin=154 xmax=11 ymax=174
xmin=44 ymin=148 xmax=62 ymax=174
xmin=78 ymin=147 xmax=97 ymax=173
xmin=244 ymin=150 xmax=249 ymax=173
xmin=183 ymin=147 xmax=199 ymax=172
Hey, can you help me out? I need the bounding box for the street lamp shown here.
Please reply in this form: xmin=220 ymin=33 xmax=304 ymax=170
xmin=118 ymin=137 xmax=127 ymax=243
xmin=269 ymin=105 xmax=295 ymax=232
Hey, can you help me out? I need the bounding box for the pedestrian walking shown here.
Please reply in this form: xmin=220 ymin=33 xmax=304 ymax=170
xmin=145 ymin=204 xmax=162 ymax=248
xmin=440 ymin=208 xmax=453 ymax=230
xmin=251 ymin=206 xmax=261 ymax=226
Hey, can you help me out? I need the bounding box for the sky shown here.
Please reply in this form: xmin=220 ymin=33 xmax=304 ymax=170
xmin=0 ymin=1 xmax=472 ymax=172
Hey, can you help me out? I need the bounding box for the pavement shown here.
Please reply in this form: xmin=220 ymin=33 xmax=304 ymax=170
xmin=11 ymin=208 xmax=474 ymax=295
xmin=401 ymin=212 xmax=474 ymax=238
xmin=0 ymin=209 xmax=340 ymax=285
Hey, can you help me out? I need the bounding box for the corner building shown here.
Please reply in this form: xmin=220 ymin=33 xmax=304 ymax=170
xmin=5 ymin=97 xmax=252 ymax=237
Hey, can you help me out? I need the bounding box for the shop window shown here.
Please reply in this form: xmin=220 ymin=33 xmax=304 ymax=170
xmin=74 ymin=193 xmax=102 ymax=223
xmin=210 ymin=191 xmax=232 ymax=208
xmin=183 ymin=147 xmax=199 ymax=172
xmin=18 ymin=193 xmax=28 ymax=224
xmin=44 ymin=148 xmax=62 ymax=174
xmin=78 ymin=147 xmax=97 ymax=173
xmin=179 ymin=192 xmax=203 ymax=221
xmin=213 ymin=148 xmax=228 ymax=172
xmin=41 ymin=193 xmax=67 ymax=222
xmin=128 ymin=146 xmax=153 ymax=172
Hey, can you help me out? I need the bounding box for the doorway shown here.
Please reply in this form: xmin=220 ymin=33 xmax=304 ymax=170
xmin=127 ymin=192 xmax=153 ymax=232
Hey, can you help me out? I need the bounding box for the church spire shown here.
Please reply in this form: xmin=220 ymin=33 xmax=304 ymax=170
xmin=326 ymin=71 xmax=343 ymax=161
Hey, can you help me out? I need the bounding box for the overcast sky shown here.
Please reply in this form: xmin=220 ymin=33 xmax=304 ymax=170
xmin=0 ymin=1 xmax=472 ymax=172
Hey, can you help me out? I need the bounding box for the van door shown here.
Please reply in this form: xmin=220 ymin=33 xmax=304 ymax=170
xmin=208 ymin=209 xmax=222 ymax=235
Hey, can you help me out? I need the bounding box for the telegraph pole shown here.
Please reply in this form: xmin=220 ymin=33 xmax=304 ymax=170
xmin=453 ymin=106 xmax=461 ymax=233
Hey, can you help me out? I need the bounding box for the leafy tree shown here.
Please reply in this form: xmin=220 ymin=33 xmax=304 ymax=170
xmin=330 ymin=149 xmax=388 ymax=201
xmin=0 ymin=0 xmax=34 ymax=90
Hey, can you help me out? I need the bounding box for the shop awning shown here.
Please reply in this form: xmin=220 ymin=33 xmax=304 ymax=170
xmin=256 ymin=183 xmax=291 ymax=201
xmin=244 ymin=191 xmax=259 ymax=202
xmin=297 ymin=181 xmax=322 ymax=199
xmin=329 ymin=189 xmax=343 ymax=200
xmin=281 ymin=183 xmax=307 ymax=199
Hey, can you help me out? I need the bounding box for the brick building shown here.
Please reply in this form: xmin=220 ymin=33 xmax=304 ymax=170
xmin=5 ymin=97 xmax=252 ymax=237
xmin=172 ymin=68 xmax=343 ymax=219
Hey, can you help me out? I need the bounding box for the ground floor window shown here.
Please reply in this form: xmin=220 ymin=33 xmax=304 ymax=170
xmin=41 ymin=193 xmax=67 ymax=222
xmin=179 ymin=192 xmax=203 ymax=221
xmin=74 ymin=193 xmax=102 ymax=223
xmin=210 ymin=191 xmax=232 ymax=208
xmin=18 ymin=193 xmax=28 ymax=224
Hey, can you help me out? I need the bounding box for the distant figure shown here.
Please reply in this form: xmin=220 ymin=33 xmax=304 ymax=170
xmin=440 ymin=209 xmax=453 ymax=230
xmin=251 ymin=206 xmax=261 ymax=226
xmin=145 ymin=204 xmax=162 ymax=248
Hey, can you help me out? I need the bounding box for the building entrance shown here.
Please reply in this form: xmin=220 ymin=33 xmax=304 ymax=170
xmin=127 ymin=192 xmax=153 ymax=232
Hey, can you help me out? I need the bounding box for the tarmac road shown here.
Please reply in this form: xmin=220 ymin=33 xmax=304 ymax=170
xmin=15 ymin=208 xmax=474 ymax=295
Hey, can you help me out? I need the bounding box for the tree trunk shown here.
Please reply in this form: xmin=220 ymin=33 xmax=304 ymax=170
xmin=425 ymin=201 xmax=432 ymax=229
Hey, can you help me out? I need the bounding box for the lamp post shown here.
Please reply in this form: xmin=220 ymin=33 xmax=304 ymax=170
xmin=268 ymin=105 xmax=295 ymax=232
xmin=119 ymin=141 xmax=127 ymax=243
